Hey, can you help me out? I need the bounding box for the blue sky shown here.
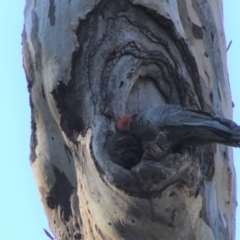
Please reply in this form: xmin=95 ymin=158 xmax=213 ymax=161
xmin=225 ymin=1 xmax=240 ymax=238
xmin=0 ymin=1 xmax=239 ymax=239
xmin=0 ymin=1 xmax=49 ymax=239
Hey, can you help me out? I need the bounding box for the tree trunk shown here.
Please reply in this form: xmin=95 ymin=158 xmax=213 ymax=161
xmin=22 ymin=0 xmax=236 ymax=239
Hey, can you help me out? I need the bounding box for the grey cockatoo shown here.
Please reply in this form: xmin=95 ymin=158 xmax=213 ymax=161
xmin=116 ymin=104 xmax=240 ymax=148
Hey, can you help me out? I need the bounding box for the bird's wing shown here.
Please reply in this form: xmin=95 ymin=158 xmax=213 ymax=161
xmin=145 ymin=105 xmax=231 ymax=133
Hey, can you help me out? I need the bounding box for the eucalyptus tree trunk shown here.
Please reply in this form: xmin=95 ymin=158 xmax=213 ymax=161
xmin=22 ymin=0 xmax=236 ymax=239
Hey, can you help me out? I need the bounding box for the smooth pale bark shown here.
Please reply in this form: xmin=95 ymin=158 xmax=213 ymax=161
xmin=23 ymin=0 xmax=236 ymax=239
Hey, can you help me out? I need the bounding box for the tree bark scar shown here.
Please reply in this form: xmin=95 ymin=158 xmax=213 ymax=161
xmin=51 ymin=80 xmax=85 ymax=143
xmin=48 ymin=0 xmax=56 ymax=26
xmin=46 ymin=165 xmax=74 ymax=221
xmin=192 ymin=23 xmax=203 ymax=39
xmin=30 ymin=11 xmax=42 ymax=72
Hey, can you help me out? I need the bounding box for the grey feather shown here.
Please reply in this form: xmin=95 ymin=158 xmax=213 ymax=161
xmin=131 ymin=104 xmax=240 ymax=147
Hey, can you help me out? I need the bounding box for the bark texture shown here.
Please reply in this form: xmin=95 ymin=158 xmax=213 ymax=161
xmin=23 ymin=0 xmax=236 ymax=239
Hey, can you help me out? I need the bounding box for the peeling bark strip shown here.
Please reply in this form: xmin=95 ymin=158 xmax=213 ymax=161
xmin=23 ymin=0 xmax=235 ymax=239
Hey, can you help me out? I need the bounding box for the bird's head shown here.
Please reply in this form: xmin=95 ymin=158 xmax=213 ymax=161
xmin=116 ymin=114 xmax=133 ymax=132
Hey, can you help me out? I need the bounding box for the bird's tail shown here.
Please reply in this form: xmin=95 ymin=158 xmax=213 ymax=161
xmin=203 ymin=116 xmax=240 ymax=147
xmin=180 ymin=110 xmax=240 ymax=147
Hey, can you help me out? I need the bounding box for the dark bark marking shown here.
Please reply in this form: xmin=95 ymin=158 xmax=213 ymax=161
xmin=42 ymin=183 xmax=83 ymax=239
xmin=41 ymin=84 xmax=46 ymax=100
xmin=30 ymin=11 xmax=42 ymax=71
xmin=223 ymin=151 xmax=227 ymax=159
xmin=29 ymin=97 xmax=37 ymax=163
xmin=217 ymin=87 xmax=222 ymax=101
xmin=51 ymin=80 xmax=85 ymax=143
xmin=46 ymin=165 xmax=74 ymax=221
xmin=192 ymin=23 xmax=203 ymax=39
xmin=119 ymin=81 xmax=124 ymax=88
xmin=209 ymin=92 xmax=213 ymax=104
xmin=204 ymin=70 xmax=211 ymax=88
xmin=94 ymin=224 xmax=103 ymax=237
xmin=73 ymin=232 xmax=81 ymax=239
xmin=48 ymin=0 xmax=56 ymax=26
xmin=169 ymin=192 xmax=176 ymax=197
xmin=211 ymin=32 xmax=214 ymax=42
xmin=87 ymin=208 xmax=92 ymax=217
xmin=64 ymin=144 xmax=73 ymax=162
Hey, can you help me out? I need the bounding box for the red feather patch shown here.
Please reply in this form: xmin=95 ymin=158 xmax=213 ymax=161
xmin=116 ymin=114 xmax=132 ymax=131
